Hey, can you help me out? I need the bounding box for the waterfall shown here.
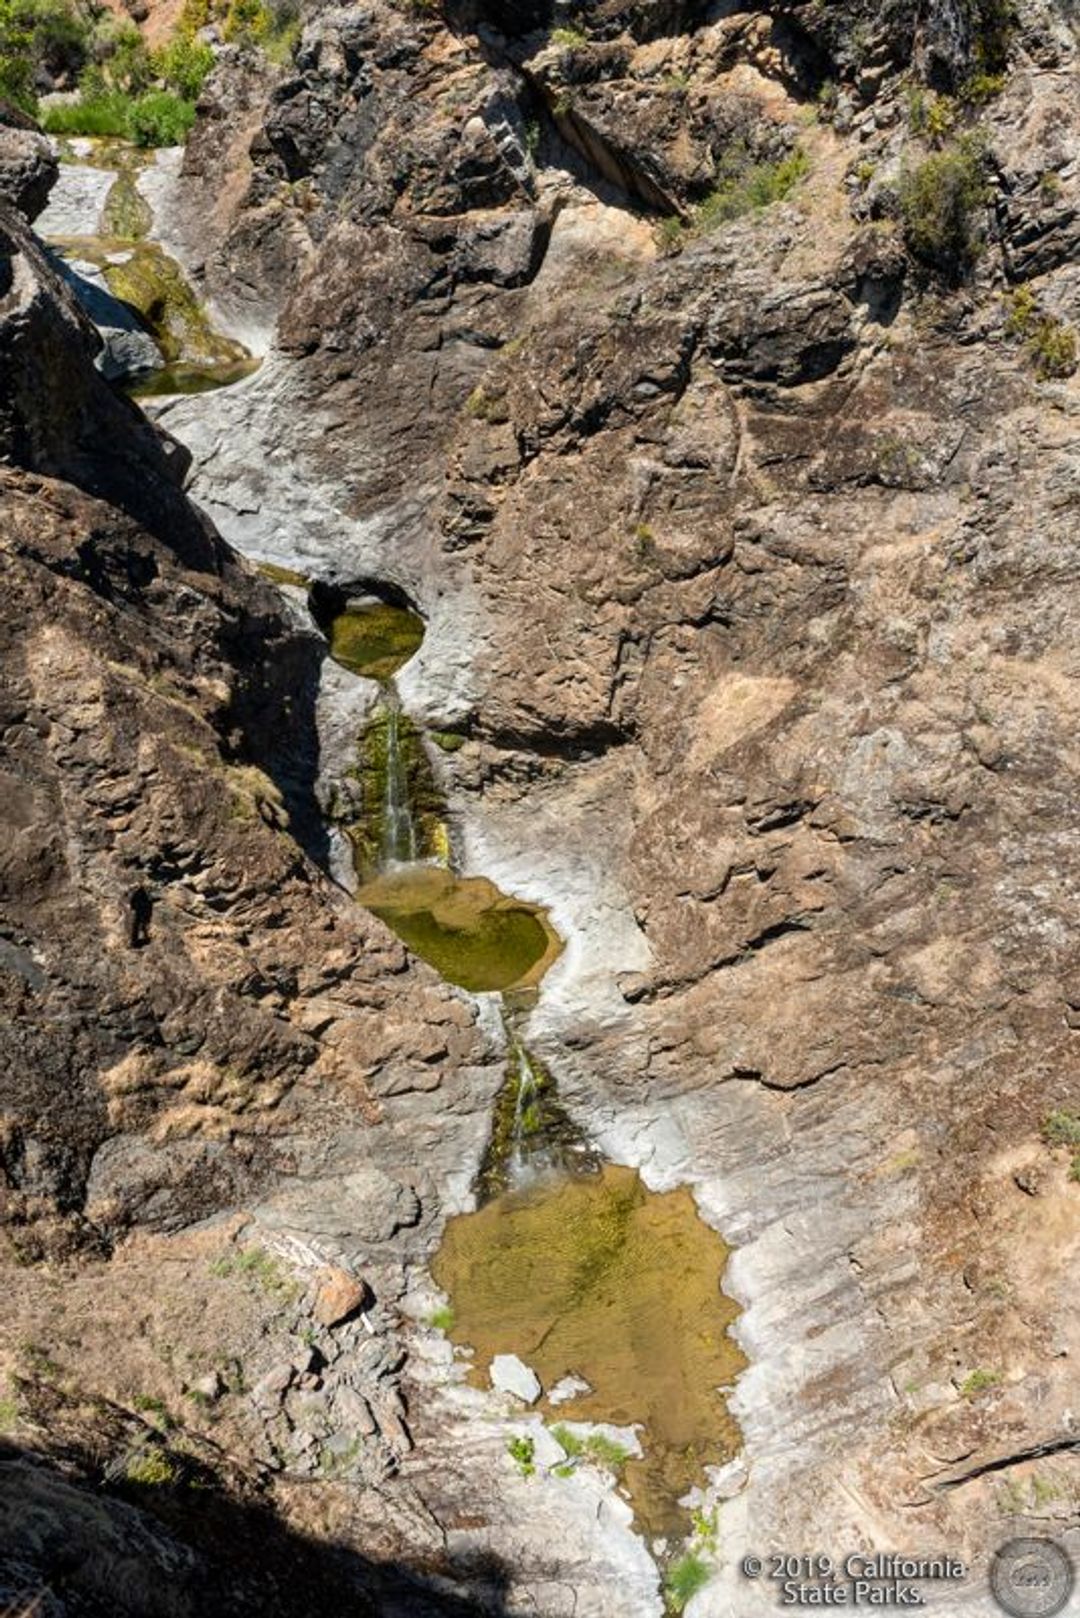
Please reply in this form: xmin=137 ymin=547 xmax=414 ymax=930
xmin=382 ymin=700 xmax=417 ymax=867
xmin=508 ymin=1040 xmax=539 ymax=1185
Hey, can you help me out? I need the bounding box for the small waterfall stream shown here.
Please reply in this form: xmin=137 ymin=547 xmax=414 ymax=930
xmin=381 ymin=698 xmax=418 ymax=866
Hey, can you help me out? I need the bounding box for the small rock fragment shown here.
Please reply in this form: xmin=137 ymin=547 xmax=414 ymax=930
xmin=490 ymin=1353 xmax=542 ymax=1404
xmin=252 ymin=1362 xmax=293 ymax=1407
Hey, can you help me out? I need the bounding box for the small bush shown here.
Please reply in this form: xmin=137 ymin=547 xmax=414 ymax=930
xmin=128 ymin=88 xmax=196 ymax=145
xmin=664 ymin=1553 xmax=711 ymax=1613
xmin=1029 ymin=317 xmax=1077 ymax=380
xmin=1043 ymin=1109 xmax=1080 ymax=1148
xmin=153 ymin=35 xmax=214 ymax=98
xmin=899 ymin=138 xmax=988 ymax=280
xmin=696 ymin=146 xmax=809 ymax=230
xmin=550 ymin=25 xmax=587 ymax=46
xmin=42 ymin=91 xmax=131 ymax=136
xmin=125 ymin=1444 xmax=177 ymax=1486
xmin=427 ymin=1305 xmax=454 ymax=1331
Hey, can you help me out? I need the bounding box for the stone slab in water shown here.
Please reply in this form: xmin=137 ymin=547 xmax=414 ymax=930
xmin=491 ymin=1353 xmax=542 ymax=1404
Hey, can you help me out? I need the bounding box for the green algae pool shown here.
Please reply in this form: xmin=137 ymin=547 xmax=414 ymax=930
xmin=326 ymin=601 xmax=426 ymax=681
xmin=432 ymin=1163 xmax=744 ymax=1539
xmin=356 ymin=865 xmax=562 ymax=993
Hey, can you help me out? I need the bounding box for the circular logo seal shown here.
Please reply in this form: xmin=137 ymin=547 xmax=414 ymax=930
xmin=990 ymin=1538 xmax=1075 ymax=1618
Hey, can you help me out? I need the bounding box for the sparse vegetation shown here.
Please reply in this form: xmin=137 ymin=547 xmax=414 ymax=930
xmin=898 ymin=138 xmax=988 ymax=280
xmin=427 ymin=1304 xmax=455 ymax=1331
xmin=1008 ymin=289 xmax=1079 ymax=376
xmin=507 ymin=1434 xmax=536 ymax=1477
xmin=131 ymin=1393 xmax=174 ymax=1428
xmin=550 ymin=25 xmax=587 ymax=47
xmin=664 ymin=1552 xmax=711 ymax=1613
xmin=209 ymin=1244 xmax=299 ymax=1304
xmin=550 ymin=1423 xmax=631 ymax=1474
xmin=960 ymin=1367 xmax=1000 ymax=1397
xmin=695 ymin=145 xmax=809 ymax=230
xmin=0 ymin=1395 xmax=18 ymax=1432
xmin=1042 ymin=1109 xmax=1080 ymax=1147
xmin=124 ymin=1443 xmax=177 ymax=1486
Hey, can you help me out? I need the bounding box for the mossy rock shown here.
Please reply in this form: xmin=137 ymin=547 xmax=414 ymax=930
xmin=476 ymin=1038 xmax=595 ymax=1202
xmin=103 ymin=244 xmax=250 ymax=366
xmin=102 ymin=170 xmax=152 ymax=239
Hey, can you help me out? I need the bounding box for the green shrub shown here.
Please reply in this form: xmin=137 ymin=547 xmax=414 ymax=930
xmin=0 ymin=0 xmax=94 ymax=112
xmin=899 ymin=138 xmax=988 ymax=280
xmin=1028 ymin=317 xmax=1077 ymax=380
xmin=125 ymin=1444 xmax=177 ymax=1486
xmin=127 ymin=88 xmax=196 ymax=145
xmin=1043 ymin=1109 xmax=1080 ymax=1147
xmin=152 ymin=34 xmax=214 ymax=98
xmin=550 ymin=24 xmax=586 ymax=46
xmin=427 ymin=1304 xmax=454 ymax=1330
xmin=696 ymin=145 xmax=809 ymax=230
xmin=550 ymin=1424 xmax=631 ymax=1473
xmin=664 ymin=1553 xmax=711 ymax=1613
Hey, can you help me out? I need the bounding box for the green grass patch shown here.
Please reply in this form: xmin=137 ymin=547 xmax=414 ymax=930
xmin=550 ymin=1423 xmax=632 ymax=1474
xmin=427 ymin=1305 xmax=454 ymax=1331
xmin=0 ymin=1395 xmax=18 ymax=1432
xmin=125 ymin=1443 xmax=177 ymax=1486
xmin=959 ymin=1367 xmax=1000 ymax=1397
xmin=664 ymin=1552 xmax=711 ymax=1613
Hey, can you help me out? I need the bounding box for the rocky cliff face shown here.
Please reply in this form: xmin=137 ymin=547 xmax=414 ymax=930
xmin=4 ymin=2 xmax=1080 ymax=1614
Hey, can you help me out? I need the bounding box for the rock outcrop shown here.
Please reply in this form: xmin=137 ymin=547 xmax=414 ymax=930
xmin=5 ymin=0 xmax=1080 ymax=1612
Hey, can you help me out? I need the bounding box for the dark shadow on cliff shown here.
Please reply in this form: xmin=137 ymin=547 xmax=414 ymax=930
xmin=0 ymin=1442 xmax=513 ymax=1618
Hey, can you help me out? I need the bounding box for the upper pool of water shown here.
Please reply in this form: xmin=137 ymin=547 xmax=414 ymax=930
xmin=356 ymin=865 xmax=562 ymax=994
xmin=324 ymin=601 xmax=426 ymax=682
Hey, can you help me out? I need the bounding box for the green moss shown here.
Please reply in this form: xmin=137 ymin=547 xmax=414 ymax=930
xmin=257 ymin=561 xmax=309 ymax=589
xmin=102 ymin=243 xmax=250 ymax=366
xmin=430 ymin=730 xmax=467 ymax=752
xmin=126 ymin=357 xmax=261 ymax=396
xmin=476 ymin=1036 xmax=589 ymax=1201
xmin=325 ymin=602 xmax=425 ymax=681
xmin=0 ymin=1395 xmax=18 ymax=1432
xmin=102 ymin=170 xmax=153 ymax=238
xmin=344 ymin=704 xmax=446 ymax=878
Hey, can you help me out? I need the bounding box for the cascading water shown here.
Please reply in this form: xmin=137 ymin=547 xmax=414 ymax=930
xmin=507 ymin=1040 xmax=540 ymax=1185
xmin=381 ymin=699 xmax=418 ymax=867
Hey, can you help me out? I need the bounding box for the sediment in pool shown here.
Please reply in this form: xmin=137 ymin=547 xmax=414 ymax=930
xmin=431 ymin=1162 xmax=744 ymax=1539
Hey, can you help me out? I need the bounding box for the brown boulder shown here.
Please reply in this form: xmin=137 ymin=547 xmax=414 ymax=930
xmin=313 ymin=1266 xmax=372 ymax=1327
